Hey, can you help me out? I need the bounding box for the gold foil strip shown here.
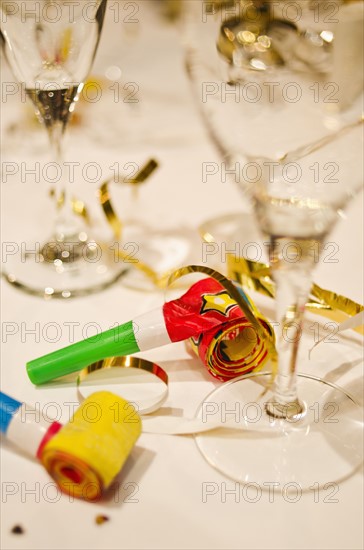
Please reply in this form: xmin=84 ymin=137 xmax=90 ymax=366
xmin=98 ymin=159 xmax=159 ymax=242
xmin=51 ymin=158 xmax=173 ymax=288
xmin=78 ymin=355 xmax=168 ymax=386
xmin=98 ymin=159 xmax=181 ymax=286
xmin=98 ymin=181 xmax=122 ymax=240
xmin=77 ymin=356 xmax=169 ymax=413
xmin=227 ymin=255 xmax=364 ymax=334
xmin=49 ymin=188 xmax=65 ymax=210
xmin=128 ymin=159 xmax=159 ymax=185
xmin=49 ymin=189 xmax=90 ymax=223
xmin=71 ymin=197 xmax=90 ymax=224
xmin=113 ymin=247 xmax=172 ymax=289
xmin=52 ymin=159 xmax=158 ymax=240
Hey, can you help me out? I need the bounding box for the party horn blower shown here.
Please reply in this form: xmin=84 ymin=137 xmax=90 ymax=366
xmin=1 ymin=391 xmax=141 ymax=501
xmin=27 ymin=278 xmax=269 ymax=385
xmin=0 ymin=391 xmax=62 ymax=459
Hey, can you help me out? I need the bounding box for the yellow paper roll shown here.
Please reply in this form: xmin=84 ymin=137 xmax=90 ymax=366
xmin=41 ymin=392 xmax=141 ymax=501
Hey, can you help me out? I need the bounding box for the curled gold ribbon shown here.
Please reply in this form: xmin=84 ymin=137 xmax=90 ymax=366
xmin=71 ymin=197 xmax=90 ymax=224
xmin=98 ymin=181 xmax=122 ymax=240
xmin=97 ymin=159 xmax=177 ymax=286
xmin=78 ymin=355 xmax=168 ymax=385
xmin=98 ymin=159 xmax=159 ymax=241
xmin=53 ymin=158 xmax=168 ymax=287
xmin=49 ymin=189 xmax=90 ymax=224
xmin=227 ymin=255 xmax=364 ymax=335
xmin=77 ymin=356 xmax=169 ymax=414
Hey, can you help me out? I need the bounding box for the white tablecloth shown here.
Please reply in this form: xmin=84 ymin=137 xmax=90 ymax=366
xmin=1 ymin=2 xmax=363 ymax=549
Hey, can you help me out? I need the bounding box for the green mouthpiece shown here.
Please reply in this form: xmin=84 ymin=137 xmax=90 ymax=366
xmin=26 ymin=320 xmax=139 ymax=385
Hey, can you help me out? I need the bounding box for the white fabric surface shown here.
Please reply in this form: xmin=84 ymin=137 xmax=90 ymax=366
xmin=1 ymin=2 xmax=363 ymax=549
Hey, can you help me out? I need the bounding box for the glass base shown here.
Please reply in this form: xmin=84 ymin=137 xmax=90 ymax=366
xmin=1 ymin=235 xmax=126 ymax=299
xmin=119 ymin=224 xmax=203 ymax=292
xmin=198 ymin=211 xmax=267 ymax=272
xmin=199 ymin=211 xmax=261 ymax=245
xmin=195 ymin=372 xmax=363 ymax=490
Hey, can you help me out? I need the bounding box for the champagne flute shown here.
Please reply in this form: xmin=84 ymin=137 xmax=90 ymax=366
xmin=1 ymin=0 xmax=125 ymax=298
xmin=184 ymin=0 xmax=363 ymax=487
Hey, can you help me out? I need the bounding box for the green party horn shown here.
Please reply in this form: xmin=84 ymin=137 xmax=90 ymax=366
xmin=26 ymin=276 xmax=271 ymax=385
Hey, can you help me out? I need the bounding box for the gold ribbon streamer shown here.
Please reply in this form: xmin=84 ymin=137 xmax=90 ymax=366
xmin=98 ymin=159 xmax=159 ymax=241
xmin=71 ymin=197 xmax=90 ymax=224
xmin=54 ymin=158 xmax=168 ymax=286
xmin=64 ymin=152 xmax=363 ymax=337
xmin=50 ymin=189 xmax=91 ymax=224
xmin=77 ymin=356 xmax=169 ymax=414
xmin=97 ymin=159 xmax=176 ymax=286
xmin=98 ymin=181 xmax=122 ymax=240
xmin=78 ymin=355 xmax=168 ymax=387
xmin=227 ymin=255 xmax=364 ymax=335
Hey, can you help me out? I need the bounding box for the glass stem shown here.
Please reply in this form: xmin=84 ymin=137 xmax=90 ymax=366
xmin=267 ymin=237 xmax=316 ymax=419
xmin=48 ymin=122 xmax=80 ymax=242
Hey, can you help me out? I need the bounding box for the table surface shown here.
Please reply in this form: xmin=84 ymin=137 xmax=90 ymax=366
xmin=1 ymin=2 xmax=363 ymax=549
